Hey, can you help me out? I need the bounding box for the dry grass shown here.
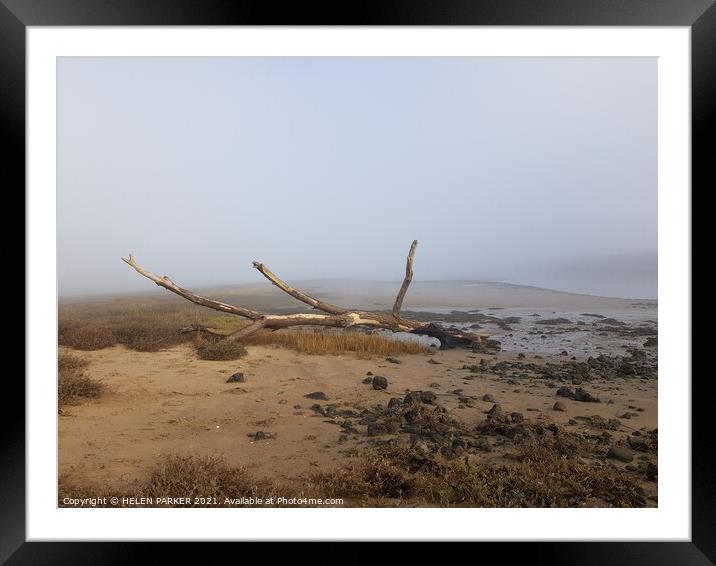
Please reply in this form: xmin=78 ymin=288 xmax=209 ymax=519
xmin=59 ymin=454 xmax=276 ymax=508
xmin=195 ymin=338 xmax=248 ymax=361
xmin=313 ymin=442 xmax=646 ymax=508
xmin=59 ymin=441 xmax=646 ymax=508
xmin=58 ymin=299 xmax=235 ymax=352
xmin=244 ymin=329 xmax=430 ymax=359
xmin=59 ymin=297 xmax=431 ymax=358
xmin=58 ymin=353 xmax=105 ymax=407
xmin=142 ymin=455 xmax=274 ymax=505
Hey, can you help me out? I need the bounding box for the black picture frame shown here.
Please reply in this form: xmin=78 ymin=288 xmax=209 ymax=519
xmin=6 ymin=0 xmax=708 ymax=561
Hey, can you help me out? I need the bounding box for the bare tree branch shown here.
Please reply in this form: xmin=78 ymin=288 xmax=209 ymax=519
xmin=121 ymin=255 xmax=263 ymax=320
xmin=392 ymin=239 xmax=418 ymax=317
xmin=252 ymin=261 xmax=347 ymax=315
xmin=122 ymin=242 xmax=492 ymax=350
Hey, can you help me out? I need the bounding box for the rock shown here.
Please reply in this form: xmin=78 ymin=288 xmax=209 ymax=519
xmin=226 ymin=372 xmax=246 ymax=383
xmin=387 ymin=397 xmax=402 ymax=409
xmin=571 ymin=378 xmax=582 ymax=385
xmin=553 ymin=401 xmax=567 ymax=412
xmin=428 ymin=382 xmax=440 ymax=388
xmin=574 ymin=388 xmax=600 ymax=403
xmin=535 ymin=318 xmax=572 ymax=325
xmin=403 ymin=391 xmax=423 ymax=405
xmin=247 ymin=431 xmax=276 ymax=441
xmin=517 ymin=353 xmax=526 ymax=359
xmin=304 ymin=391 xmax=328 ymax=400
xmin=361 ymin=377 xmax=373 ymax=384
xmin=644 ymin=336 xmax=658 ymax=348
xmin=482 ymin=394 xmax=496 ymax=403
xmin=618 ymin=412 xmax=632 ymax=419
xmin=487 ymin=403 xmax=502 ymax=416
xmin=628 ymin=435 xmax=649 ymax=450
xmin=556 ymin=386 xmax=575 ymax=399
xmin=385 ymin=357 xmax=402 ymax=364
xmin=372 ymin=375 xmax=388 ymax=390
xmin=560 ymin=350 xmax=569 ymax=356
xmin=598 ymin=318 xmax=626 ymax=326
xmin=366 ymin=371 xmax=373 ymax=376
xmin=606 ymin=445 xmax=634 ymax=463
xmin=367 ymin=422 xmax=392 ymax=436
xmin=427 ymin=358 xmax=442 ymax=365
xmin=420 ymin=391 xmax=437 ymax=404
xmin=509 ymin=412 xmax=524 ymax=423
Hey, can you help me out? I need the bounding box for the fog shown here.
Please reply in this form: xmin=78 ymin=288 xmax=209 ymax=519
xmin=58 ymin=57 xmax=657 ymax=299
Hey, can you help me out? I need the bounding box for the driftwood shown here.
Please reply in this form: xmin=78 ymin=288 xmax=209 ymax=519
xmin=122 ymin=241 xmax=490 ymax=349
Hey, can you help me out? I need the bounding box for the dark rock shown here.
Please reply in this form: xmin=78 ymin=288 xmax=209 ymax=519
xmin=427 ymin=358 xmax=442 ymax=365
xmin=428 ymin=382 xmax=440 ymax=388
xmin=560 ymin=350 xmax=569 ymax=356
xmin=556 ymin=386 xmax=575 ymax=399
xmin=367 ymin=421 xmax=398 ymax=436
xmin=366 ymin=371 xmax=373 ymax=376
xmin=574 ymin=388 xmax=600 ymax=402
xmin=247 ymin=431 xmax=276 ymax=441
xmin=487 ymin=403 xmax=502 ymax=416
xmin=226 ymin=372 xmax=246 ymax=383
xmin=304 ymin=391 xmax=328 ymax=400
xmin=535 ymin=318 xmax=572 ymax=325
xmin=361 ymin=377 xmax=373 ymax=384
xmin=420 ymin=391 xmax=437 ymax=404
xmin=385 ymin=357 xmax=402 ymax=364
xmin=509 ymin=412 xmax=524 ymax=423
xmin=598 ymin=318 xmax=626 ymax=326
xmin=606 ymin=445 xmax=633 ymax=463
xmin=372 ymin=375 xmax=389 ymax=390
xmin=482 ymin=394 xmax=496 ymax=403
xmin=403 ymin=391 xmax=423 ymax=405
xmin=628 ymin=435 xmax=649 ymax=450
xmin=387 ymin=397 xmax=402 ymax=409
xmin=517 ymin=353 xmax=526 ymax=359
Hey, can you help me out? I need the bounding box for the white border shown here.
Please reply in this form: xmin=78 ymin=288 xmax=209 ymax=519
xmin=27 ymin=27 xmax=691 ymax=541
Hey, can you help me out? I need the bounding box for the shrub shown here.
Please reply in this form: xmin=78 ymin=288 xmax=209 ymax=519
xmin=196 ymin=339 xmax=248 ymax=361
xmin=58 ymin=353 xmax=105 ymax=406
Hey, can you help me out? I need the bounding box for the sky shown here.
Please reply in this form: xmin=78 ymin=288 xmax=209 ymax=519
xmin=57 ymin=57 xmax=657 ymax=299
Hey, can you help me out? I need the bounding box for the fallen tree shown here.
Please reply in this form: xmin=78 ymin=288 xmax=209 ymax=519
xmin=122 ymin=241 xmax=494 ymax=349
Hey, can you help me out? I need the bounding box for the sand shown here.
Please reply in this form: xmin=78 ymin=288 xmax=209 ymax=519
xmin=59 ymin=344 xmax=657 ymax=490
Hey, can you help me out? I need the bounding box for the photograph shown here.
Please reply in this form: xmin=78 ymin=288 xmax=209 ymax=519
xmin=56 ymin=55 xmax=659 ymax=509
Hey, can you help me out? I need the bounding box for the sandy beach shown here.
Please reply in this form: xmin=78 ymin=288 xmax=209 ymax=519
xmin=58 ymin=282 xmax=658 ymax=508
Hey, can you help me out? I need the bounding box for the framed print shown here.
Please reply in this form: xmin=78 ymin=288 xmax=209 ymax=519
xmin=6 ymin=0 xmax=710 ymax=561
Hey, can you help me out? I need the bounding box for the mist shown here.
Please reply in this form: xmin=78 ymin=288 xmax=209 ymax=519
xmin=57 ymin=57 xmax=657 ymax=299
